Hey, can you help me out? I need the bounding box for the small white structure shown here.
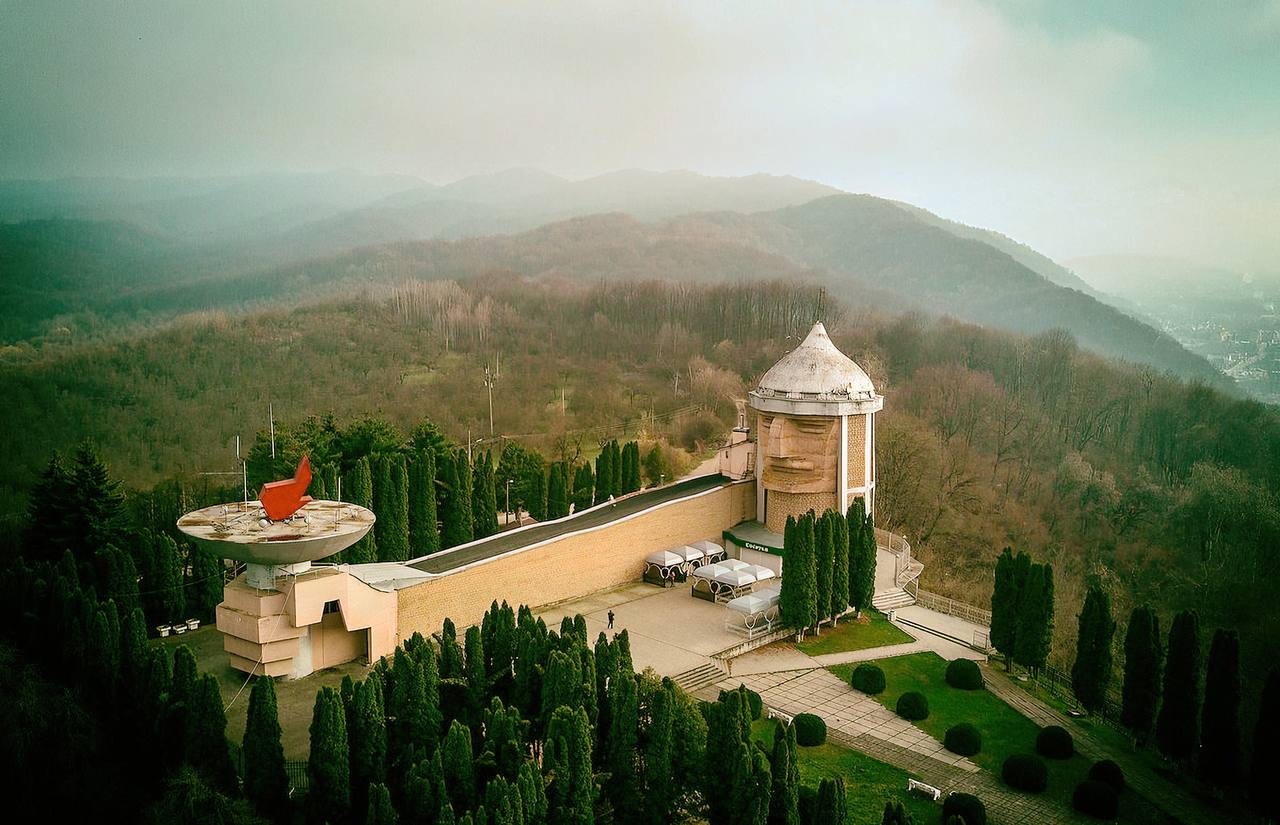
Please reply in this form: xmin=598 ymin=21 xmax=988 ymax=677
xmin=724 ymin=590 xmax=781 ymax=638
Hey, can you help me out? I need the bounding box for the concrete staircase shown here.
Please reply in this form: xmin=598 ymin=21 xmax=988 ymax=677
xmin=671 ymin=662 xmax=726 ymax=694
xmin=872 ymin=588 xmax=916 ymax=611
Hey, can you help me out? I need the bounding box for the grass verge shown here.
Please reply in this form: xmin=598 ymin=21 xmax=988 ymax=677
xmin=796 ymin=611 xmax=914 ymax=657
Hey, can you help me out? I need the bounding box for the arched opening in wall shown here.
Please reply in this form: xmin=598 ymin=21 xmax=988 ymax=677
xmin=313 ymin=597 xmax=368 ymax=670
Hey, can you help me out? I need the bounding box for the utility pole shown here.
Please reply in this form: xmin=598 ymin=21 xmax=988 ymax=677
xmin=484 ymin=364 xmax=495 ymax=435
xmin=505 ymin=478 xmax=512 ymax=526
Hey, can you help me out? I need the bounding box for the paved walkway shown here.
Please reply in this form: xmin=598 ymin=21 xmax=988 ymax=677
xmin=981 ymin=665 xmax=1222 ymax=825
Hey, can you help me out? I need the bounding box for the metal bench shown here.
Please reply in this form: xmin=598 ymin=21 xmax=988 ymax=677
xmin=907 ymin=779 xmax=941 ymax=802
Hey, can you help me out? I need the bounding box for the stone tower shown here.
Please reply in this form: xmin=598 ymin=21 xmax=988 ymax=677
xmin=748 ymin=322 xmax=883 ymax=533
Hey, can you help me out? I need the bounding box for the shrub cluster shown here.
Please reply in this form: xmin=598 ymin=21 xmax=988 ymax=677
xmin=944 ymin=658 xmax=984 ymax=690
xmin=944 ymin=723 xmax=982 ymax=756
xmin=718 ymin=686 xmax=764 ymax=720
xmin=793 ymin=712 xmax=827 ymax=746
xmin=1035 ymin=725 xmax=1075 ymax=759
xmin=941 ymin=792 xmax=986 ymax=825
xmin=1072 ymin=779 xmax=1120 ymax=820
xmin=896 ymin=691 xmax=929 ymax=721
xmin=1001 ymin=753 xmax=1048 ymax=793
xmin=850 ymin=663 xmax=886 ymax=694
xmin=1087 ymin=759 xmax=1126 ymax=793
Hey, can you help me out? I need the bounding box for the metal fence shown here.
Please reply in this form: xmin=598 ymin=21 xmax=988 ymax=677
xmin=230 ymin=742 xmax=309 ymax=795
xmin=1027 ymin=661 xmax=1126 ymax=729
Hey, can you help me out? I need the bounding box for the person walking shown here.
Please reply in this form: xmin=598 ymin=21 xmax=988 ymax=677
xmin=607 ymin=610 xmax=615 ymax=629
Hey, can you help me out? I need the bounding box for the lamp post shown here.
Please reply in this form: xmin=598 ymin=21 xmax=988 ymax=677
xmin=504 ymin=478 xmax=514 ymax=527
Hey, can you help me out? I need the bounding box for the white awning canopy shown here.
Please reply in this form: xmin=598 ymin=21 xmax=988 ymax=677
xmin=740 ymin=564 xmax=775 ymax=581
xmin=719 ymin=558 xmax=750 ymax=572
xmin=646 ymin=549 xmax=685 ymax=567
xmin=726 ymin=593 xmax=774 ymax=615
xmin=691 ymin=539 xmax=724 ymax=556
xmin=692 ymin=562 xmax=729 ymax=579
xmin=714 ymin=568 xmax=757 ymax=588
xmin=671 ymin=545 xmax=705 ymax=563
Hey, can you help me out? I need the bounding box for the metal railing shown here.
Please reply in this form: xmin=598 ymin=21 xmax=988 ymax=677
xmin=911 ymin=588 xmax=993 ymax=627
xmin=875 ymin=528 xmax=913 ymax=584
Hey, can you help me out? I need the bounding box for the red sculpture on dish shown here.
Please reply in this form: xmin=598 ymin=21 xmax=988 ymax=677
xmin=259 ymin=456 xmax=314 ymax=521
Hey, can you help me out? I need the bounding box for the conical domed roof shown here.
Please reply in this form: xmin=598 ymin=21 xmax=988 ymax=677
xmin=755 ymin=322 xmax=876 ymax=400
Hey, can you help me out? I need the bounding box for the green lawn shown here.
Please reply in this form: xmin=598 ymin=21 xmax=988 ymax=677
xmin=830 ymin=653 xmax=1167 ymax=824
xmin=751 ymin=719 xmax=938 ymax=824
xmin=796 ymin=611 xmax=914 ymax=656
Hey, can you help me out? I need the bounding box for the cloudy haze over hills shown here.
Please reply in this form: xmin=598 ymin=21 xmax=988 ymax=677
xmin=3 ymin=1 xmax=1278 ymax=270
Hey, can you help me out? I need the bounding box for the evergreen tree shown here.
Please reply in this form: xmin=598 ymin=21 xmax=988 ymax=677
xmin=814 ymin=511 xmax=834 ymax=629
xmin=544 ymin=706 xmax=594 ymax=825
xmin=308 ymin=687 xmax=351 ymax=824
xmin=594 ymin=448 xmax=613 ymax=505
xmin=373 ymin=456 xmax=393 ymax=554
xmin=440 ymin=618 xmax=464 ymax=680
xmin=1199 ymin=629 xmax=1241 ymax=785
xmin=153 ymin=533 xmax=186 ymax=622
xmin=642 ymin=443 xmax=665 ymax=487
xmin=858 ymin=508 xmax=878 ymax=613
xmin=606 ymin=670 xmax=640 ymax=818
xmin=380 ymin=455 xmax=411 ymax=561
xmin=524 ymin=455 xmax=547 ymax=521
xmin=572 ymin=463 xmax=594 ymax=512
xmin=1121 ymin=605 xmax=1162 ymax=742
xmin=829 ymin=509 xmax=849 ymax=623
xmin=814 ymin=777 xmax=845 ymax=825
xmin=881 ymin=800 xmax=912 ymax=824
xmin=609 ymin=440 xmax=623 ymax=496
xmin=465 ymin=625 xmax=489 ymax=725
xmin=768 ymin=720 xmax=799 ymax=825
xmin=473 ymin=452 xmax=499 ymax=538
xmin=23 ymin=452 xmax=77 ymax=561
xmin=439 ymin=452 xmax=475 ymax=549
xmin=1250 ymin=669 xmax=1280 ymax=821
xmin=1013 ymin=562 xmax=1044 ymax=670
xmin=408 ymin=449 xmax=440 ymax=557
xmin=350 ymin=677 xmax=388 ymax=817
xmin=989 ymin=547 xmax=1018 ymax=663
xmin=403 ymin=752 xmax=446 ymax=824
xmin=1071 ymin=584 xmax=1115 ymax=713
xmin=541 ymin=649 xmax=582 ymax=722
xmin=70 ymin=440 xmax=125 ymax=552
xmin=442 ymin=720 xmax=476 ymax=812
xmin=639 ymin=680 xmax=671 ymax=825
xmin=365 ymin=783 xmax=398 ymax=825
xmin=623 ymin=441 xmax=643 ymax=493
xmin=783 ymin=512 xmax=819 ymax=633
xmin=547 ymin=462 xmax=570 ymax=519
xmin=187 ymin=549 xmax=225 ymax=621
xmin=244 ymin=677 xmax=289 ymax=818
xmin=455 ymin=449 xmax=475 ymax=542
xmin=186 ymin=674 xmax=236 ymax=792
xmin=1156 ymin=609 xmax=1202 ymax=761
xmin=348 ymin=456 xmax=378 ymax=563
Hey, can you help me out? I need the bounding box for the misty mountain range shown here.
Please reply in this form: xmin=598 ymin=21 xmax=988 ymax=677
xmin=0 ymin=168 xmax=1230 ymax=389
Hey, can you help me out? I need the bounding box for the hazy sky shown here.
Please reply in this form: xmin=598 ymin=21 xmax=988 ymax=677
xmin=2 ymin=1 xmax=1278 ymax=268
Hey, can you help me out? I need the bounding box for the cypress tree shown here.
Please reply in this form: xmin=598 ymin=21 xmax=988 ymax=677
xmin=547 ymin=463 xmax=569 ymax=519
xmin=609 ymin=440 xmax=623 ymax=495
xmin=403 ymin=752 xmax=446 ymax=824
xmin=442 ymin=720 xmax=475 ymax=812
xmin=186 ymin=673 xmax=236 ymax=792
xmin=473 ymin=452 xmax=499 ymax=538
xmin=624 ymin=442 xmax=643 ymax=493
xmin=455 ymin=449 xmax=475 ymax=542
xmin=439 ymin=452 xmax=474 ymax=549
xmin=606 ymin=672 xmax=640 ymax=819
xmin=154 ymin=533 xmax=186 ymax=622
xmin=374 ymin=456 xmax=392 ymax=552
xmin=1039 ymin=563 xmax=1056 ymax=665
xmin=365 ymin=782 xmax=398 ymax=825
xmin=572 ymin=463 xmax=594 ymax=512
xmin=1156 ymin=609 xmax=1202 ymax=761
xmin=1199 ymin=629 xmax=1241 ymax=785
xmin=440 ymin=618 xmax=464 ymax=680
xmin=1250 ymin=669 xmax=1280 ymax=820
xmin=814 ymin=777 xmax=845 ymax=825
xmin=187 ymin=548 xmax=225 ymax=621
xmin=309 ymin=687 xmax=351 ymax=824
xmin=378 ymin=455 xmax=410 ymax=561
xmin=846 ymin=501 xmax=865 ymax=614
xmin=829 ymin=509 xmax=849 ymax=624
xmin=1121 ymin=605 xmax=1162 ymax=742
xmin=990 ymin=547 xmax=1018 ymax=664
xmin=1014 ymin=563 xmax=1047 ymax=673
xmin=594 ymin=448 xmax=613 ymax=505
xmin=465 ymin=624 xmax=488 ymax=725
xmin=544 ymin=706 xmax=594 ymax=825
xmin=768 ymin=720 xmax=799 ymax=825
xmin=244 ymin=676 xmax=289 ymax=818
xmin=351 ymin=677 xmax=388 ymax=817
xmin=637 ymin=677 xmax=670 ymax=825
xmin=779 ymin=516 xmax=800 ymax=630
xmin=1071 ymin=584 xmax=1115 ymax=713
xmin=349 ymin=456 xmax=378 ymax=562
xmin=408 ymin=449 xmax=440 ymax=557
xmin=859 ymin=509 xmax=878 ymax=613
xmin=814 ymin=511 xmax=834 ymax=629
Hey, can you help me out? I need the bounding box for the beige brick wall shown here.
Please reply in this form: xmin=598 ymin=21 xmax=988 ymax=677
xmin=764 ymin=490 xmax=837 ymax=533
xmin=847 ymin=413 xmax=867 ymax=488
xmin=396 ymin=480 xmax=755 ymax=637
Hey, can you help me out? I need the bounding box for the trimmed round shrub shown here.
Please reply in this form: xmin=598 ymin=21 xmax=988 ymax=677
xmin=1088 ymin=759 xmax=1126 ymax=793
xmin=945 ymin=658 xmax=984 ymax=690
xmin=941 ymin=792 xmax=986 ymax=825
xmin=1035 ymin=725 xmax=1075 ymax=759
xmin=1001 ymin=753 xmax=1048 ymax=793
xmin=793 ymin=712 xmax=827 ymax=746
xmin=850 ymin=663 xmax=887 ymax=694
xmin=896 ymin=690 xmax=929 ymax=721
xmin=1072 ymin=779 xmax=1119 ymax=820
xmin=944 ymin=723 xmax=983 ymax=756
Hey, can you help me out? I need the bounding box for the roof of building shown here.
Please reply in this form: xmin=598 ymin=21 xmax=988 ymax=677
xmin=755 ymin=322 xmax=876 ymax=400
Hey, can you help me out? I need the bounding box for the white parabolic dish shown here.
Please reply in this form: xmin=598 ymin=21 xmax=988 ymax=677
xmin=177 ymin=499 xmax=375 ymax=565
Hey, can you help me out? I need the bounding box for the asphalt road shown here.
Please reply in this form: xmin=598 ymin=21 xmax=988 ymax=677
xmin=410 ymin=473 xmax=733 ymax=573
